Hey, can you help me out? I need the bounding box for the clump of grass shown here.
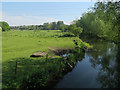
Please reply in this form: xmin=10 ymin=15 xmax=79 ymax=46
xmin=2 ymin=57 xmax=66 ymax=89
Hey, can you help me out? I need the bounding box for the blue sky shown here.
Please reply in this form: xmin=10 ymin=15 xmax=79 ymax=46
xmin=1 ymin=2 xmax=95 ymax=26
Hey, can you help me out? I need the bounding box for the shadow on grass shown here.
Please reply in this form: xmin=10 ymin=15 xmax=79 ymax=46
xmin=59 ymin=33 xmax=75 ymax=37
xmin=2 ymin=48 xmax=85 ymax=89
xmin=2 ymin=57 xmax=67 ymax=89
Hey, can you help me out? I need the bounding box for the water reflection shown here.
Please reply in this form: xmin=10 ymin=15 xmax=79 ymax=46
xmin=55 ymin=39 xmax=120 ymax=88
xmin=95 ymin=44 xmax=120 ymax=88
xmin=85 ymin=39 xmax=120 ymax=88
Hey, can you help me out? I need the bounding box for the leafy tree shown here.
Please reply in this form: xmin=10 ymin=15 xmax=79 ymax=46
xmin=59 ymin=24 xmax=67 ymax=32
xmin=38 ymin=25 xmax=43 ymax=30
xmin=43 ymin=23 xmax=53 ymax=30
xmin=57 ymin=21 xmax=64 ymax=30
xmin=43 ymin=23 xmax=50 ymax=30
xmin=51 ymin=22 xmax=57 ymax=30
xmin=68 ymin=24 xmax=76 ymax=31
xmin=74 ymin=1 xmax=120 ymax=43
xmin=69 ymin=24 xmax=83 ymax=37
xmin=0 ymin=21 xmax=10 ymax=31
xmin=93 ymin=2 xmax=120 ymax=42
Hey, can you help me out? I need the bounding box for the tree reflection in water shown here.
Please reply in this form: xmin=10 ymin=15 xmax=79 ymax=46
xmin=87 ymin=39 xmax=120 ymax=88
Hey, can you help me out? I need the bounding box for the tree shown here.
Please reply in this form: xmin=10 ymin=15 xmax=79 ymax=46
xmin=93 ymin=1 xmax=120 ymax=43
xmin=69 ymin=24 xmax=83 ymax=37
xmin=0 ymin=21 xmax=10 ymax=31
xmin=68 ymin=24 xmax=76 ymax=31
xmin=43 ymin=23 xmax=52 ymax=30
xmin=59 ymin=24 xmax=67 ymax=32
xmin=57 ymin=21 xmax=64 ymax=30
xmin=73 ymin=1 xmax=120 ymax=42
xmin=51 ymin=22 xmax=57 ymax=30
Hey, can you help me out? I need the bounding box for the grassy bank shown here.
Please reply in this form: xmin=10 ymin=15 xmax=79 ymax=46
xmin=2 ymin=30 xmax=76 ymax=62
xmin=2 ymin=30 xmax=91 ymax=89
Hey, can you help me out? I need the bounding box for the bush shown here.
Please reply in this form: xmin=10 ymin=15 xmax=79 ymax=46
xmin=68 ymin=24 xmax=83 ymax=37
xmin=0 ymin=21 xmax=10 ymax=31
xmin=60 ymin=33 xmax=75 ymax=37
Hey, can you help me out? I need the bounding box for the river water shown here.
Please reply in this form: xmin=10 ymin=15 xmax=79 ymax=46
xmin=55 ymin=39 xmax=120 ymax=88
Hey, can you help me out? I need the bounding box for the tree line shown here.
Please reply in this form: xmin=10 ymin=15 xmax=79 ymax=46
xmin=1 ymin=1 xmax=120 ymax=43
xmin=73 ymin=1 xmax=120 ymax=43
xmin=10 ymin=21 xmax=69 ymax=32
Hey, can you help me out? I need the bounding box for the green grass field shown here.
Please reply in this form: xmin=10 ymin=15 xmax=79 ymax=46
xmin=2 ymin=30 xmax=76 ymax=62
xmin=2 ymin=30 xmax=91 ymax=88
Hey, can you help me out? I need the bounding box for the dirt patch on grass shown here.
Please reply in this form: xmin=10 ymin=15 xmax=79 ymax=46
xmin=30 ymin=47 xmax=73 ymax=58
xmin=49 ymin=47 xmax=72 ymax=56
xmin=30 ymin=52 xmax=47 ymax=57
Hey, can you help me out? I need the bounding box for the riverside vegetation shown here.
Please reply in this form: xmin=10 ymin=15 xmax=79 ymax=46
xmin=2 ymin=30 xmax=91 ymax=89
xmin=1 ymin=1 xmax=120 ymax=89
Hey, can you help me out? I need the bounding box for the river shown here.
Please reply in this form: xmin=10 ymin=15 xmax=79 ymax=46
xmin=55 ymin=38 xmax=120 ymax=88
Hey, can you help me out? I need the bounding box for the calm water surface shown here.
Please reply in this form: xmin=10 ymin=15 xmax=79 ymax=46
xmin=55 ymin=39 xmax=119 ymax=88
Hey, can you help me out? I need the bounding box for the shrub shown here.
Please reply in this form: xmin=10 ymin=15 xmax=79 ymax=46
xmin=0 ymin=21 xmax=10 ymax=31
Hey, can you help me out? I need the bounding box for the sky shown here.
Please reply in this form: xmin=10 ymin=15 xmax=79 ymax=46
xmin=1 ymin=1 xmax=96 ymax=26
xmin=1 ymin=0 xmax=100 ymax=2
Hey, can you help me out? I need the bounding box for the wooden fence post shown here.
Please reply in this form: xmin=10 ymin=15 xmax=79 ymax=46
xmin=46 ymin=54 xmax=48 ymax=62
xmin=15 ymin=60 xmax=18 ymax=75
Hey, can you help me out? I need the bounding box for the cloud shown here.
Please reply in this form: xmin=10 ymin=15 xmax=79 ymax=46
xmin=2 ymin=12 xmax=71 ymax=26
xmin=1 ymin=12 xmax=71 ymax=26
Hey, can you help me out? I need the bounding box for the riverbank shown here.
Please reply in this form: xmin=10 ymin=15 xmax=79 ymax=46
xmin=2 ymin=30 xmax=92 ymax=89
xmin=55 ymin=38 xmax=119 ymax=88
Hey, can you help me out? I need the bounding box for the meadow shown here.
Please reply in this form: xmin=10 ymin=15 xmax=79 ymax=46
xmin=2 ymin=30 xmax=90 ymax=88
xmin=2 ymin=30 xmax=76 ymax=62
xmin=1 ymin=1 xmax=119 ymax=88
